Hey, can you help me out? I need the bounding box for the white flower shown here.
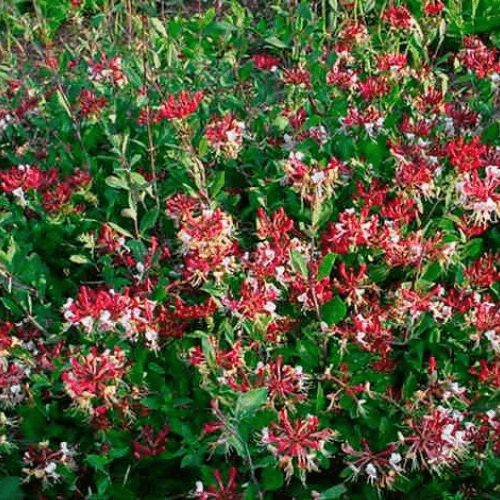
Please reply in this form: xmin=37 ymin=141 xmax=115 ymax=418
xmin=264 ymin=302 xmax=276 ymax=313
xmin=81 ymin=316 xmax=94 ymax=332
xmin=262 ymin=427 xmax=270 ymax=442
xmin=389 ymin=452 xmax=402 ymax=469
xmin=12 ymin=187 xmax=27 ymax=206
xmin=284 ymin=133 xmax=296 ymax=150
xmin=311 ymin=171 xmax=326 ymax=184
xmin=45 ymin=462 xmax=57 ymax=474
xmin=486 ymin=410 xmax=496 ymax=420
xmin=441 ymin=423 xmax=456 ymax=444
xmin=226 ymin=130 xmax=237 ymax=142
xmin=99 ymin=310 xmax=112 ymax=324
xmin=365 ymin=463 xmax=377 ymax=482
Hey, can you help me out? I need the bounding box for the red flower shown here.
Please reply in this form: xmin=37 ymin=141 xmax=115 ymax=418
xmin=471 ymin=359 xmax=500 ymax=388
xmin=0 ymin=165 xmax=58 ymax=193
xmin=154 ymin=90 xmax=203 ymax=121
xmin=132 ymin=425 xmax=169 ymax=459
xmin=358 ymin=76 xmax=390 ymax=102
xmin=382 ymin=4 xmax=414 ymax=29
xmin=41 ymin=182 xmax=75 ymax=212
xmin=77 ymin=89 xmax=107 ymax=118
xmin=376 ymin=52 xmax=408 ymax=72
xmin=251 ymin=54 xmax=280 ymax=71
xmin=459 ymin=36 xmax=500 ymax=79
xmin=447 ymin=136 xmax=486 ymax=173
xmin=464 ymin=253 xmax=500 ymax=288
xmin=223 ymin=278 xmax=280 ymax=319
xmin=281 ymin=67 xmax=311 ymax=88
xmin=405 ymin=407 xmax=472 ymax=470
xmin=195 ymin=467 xmax=241 ymax=500
xmin=424 ymin=0 xmax=444 ymax=15
xmin=205 ymin=113 xmax=245 ymax=158
xmin=61 ymin=346 xmax=127 ymax=402
xmin=264 ymin=355 xmax=308 ymax=407
xmin=174 ymin=297 xmax=218 ymax=320
xmin=262 ymin=408 xmax=335 ymax=479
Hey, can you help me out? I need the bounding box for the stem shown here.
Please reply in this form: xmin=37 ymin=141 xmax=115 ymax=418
xmin=126 ymin=0 xmax=133 ymax=48
xmin=245 ymin=444 xmax=265 ymax=500
xmin=141 ymin=18 xmax=160 ymax=209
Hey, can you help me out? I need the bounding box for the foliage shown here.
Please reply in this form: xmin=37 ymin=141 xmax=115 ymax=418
xmin=1 ymin=0 xmax=500 ymax=499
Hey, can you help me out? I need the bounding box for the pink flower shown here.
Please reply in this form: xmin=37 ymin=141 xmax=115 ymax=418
xmin=405 ymin=407 xmax=472 ymax=471
xmin=459 ymin=36 xmax=500 ymax=79
xmin=205 ymin=113 xmax=245 ymax=158
xmin=264 ymin=355 xmax=308 ymax=407
xmin=262 ymin=408 xmax=335 ymax=479
xmin=61 ymin=346 xmax=128 ymax=403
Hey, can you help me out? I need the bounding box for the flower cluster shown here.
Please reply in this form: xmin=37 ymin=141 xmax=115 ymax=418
xmin=63 ymin=286 xmax=160 ymax=348
xmin=205 ymin=113 xmax=245 ymax=159
xmin=262 ymin=409 xmax=335 ymax=480
xmin=22 ymin=441 xmax=76 ymax=485
xmin=4 ymin=1 xmax=500 ymax=498
xmin=166 ymin=196 xmax=239 ymax=284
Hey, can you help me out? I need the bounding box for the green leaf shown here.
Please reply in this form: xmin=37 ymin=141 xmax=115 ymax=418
xmin=140 ymin=206 xmax=159 ymax=234
xmin=318 ymin=483 xmax=348 ymax=499
xmin=243 ymin=483 xmax=261 ymax=500
xmin=235 ymin=387 xmax=268 ymax=419
xmin=127 ymin=239 xmax=147 ymax=262
xmin=87 ymin=454 xmax=109 ymax=471
xmin=261 ymin=468 xmax=284 ymax=491
xmin=200 ymin=7 xmax=216 ymax=28
xmin=464 ymin=238 xmax=483 ymax=259
xmin=321 ymin=296 xmax=347 ymax=326
xmin=228 ymin=434 xmax=246 ymax=458
xmin=69 ymin=254 xmax=91 ymax=264
xmin=420 ymin=262 xmax=441 ymax=283
xmin=56 ymin=90 xmax=72 ymax=117
xmin=318 ymin=253 xmax=336 ymax=281
xmin=210 ymin=171 xmax=225 ymax=198
xmin=265 ymin=36 xmax=288 ymax=49
xmin=231 ymin=0 xmax=246 ymax=26
xmin=316 ymin=382 xmax=326 ymax=413
xmin=198 ymin=136 xmax=209 ymax=157
xmin=297 ymin=2 xmax=313 ymax=20
xmin=290 ymin=249 xmax=308 ymax=277
xmin=201 ymin=336 xmax=216 ymax=366
xmin=0 ymin=477 xmax=23 ymax=500
xmin=150 ymin=17 xmax=168 ymax=38
xmin=148 ymin=362 xmax=165 ymax=374
xmin=107 ymin=222 xmax=134 ymax=239
xmin=121 ymin=207 xmax=137 ymax=221
xmin=130 ymin=172 xmax=148 ymax=187
xmin=105 ymin=175 xmax=129 ymax=190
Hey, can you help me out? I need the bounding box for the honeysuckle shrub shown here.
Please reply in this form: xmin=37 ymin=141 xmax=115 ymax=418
xmin=2 ymin=0 xmax=500 ymax=499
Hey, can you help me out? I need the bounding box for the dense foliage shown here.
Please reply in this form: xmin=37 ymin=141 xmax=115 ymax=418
xmin=2 ymin=0 xmax=500 ymax=498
